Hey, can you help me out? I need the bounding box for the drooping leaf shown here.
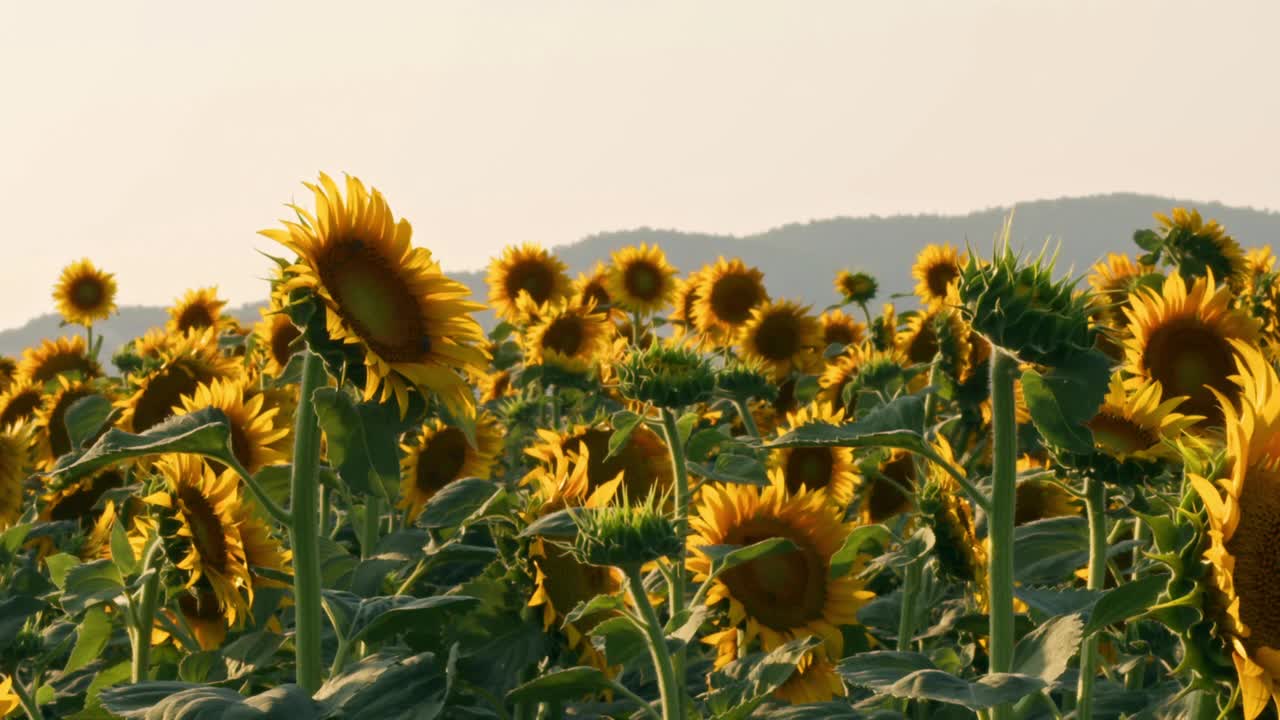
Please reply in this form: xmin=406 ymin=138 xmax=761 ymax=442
xmin=63 ymin=394 xmax=116 ymax=454
xmin=350 ymin=595 xmax=480 ymax=646
xmin=697 ymin=538 xmax=800 ymax=582
xmin=100 ymin=681 xmax=318 ymax=719
xmin=564 ymin=594 xmax=626 ymax=626
xmin=766 ymin=393 xmax=926 ymax=451
xmin=688 ymin=453 xmax=769 ymax=486
xmin=1013 ymin=516 xmax=1089 ymax=585
xmin=607 ymin=411 xmax=642 ymax=460
xmin=1011 ymin=613 xmax=1085 ymax=683
xmin=417 ymin=478 xmax=500 ymax=529
xmin=1014 ymin=586 xmax=1102 ymax=618
xmin=506 ymin=666 xmax=616 ymax=705
xmin=519 ymin=507 xmax=588 ymax=539
xmin=49 ymin=408 xmax=236 ymax=482
xmin=64 ymin=607 xmax=113 ymax=673
xmin=61 ymin=559 xmax=125 ymax=615
xmin=109 ymin=520 xmax=137 ymax=576
xmin=828 ymin=524 xmax=892 ymax=579
xmin=838 ymin=651 xmax=1045 ymax=710
xmin=311 ymin=388 xmax=400 ymax=499
xmin=317 ymin=651 xmax=449 ymax=720
xmin=1084 ymin=574 xmax=1167 ymax=635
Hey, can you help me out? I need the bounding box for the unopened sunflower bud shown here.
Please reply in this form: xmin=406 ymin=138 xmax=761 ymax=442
xmin=617 ymin=345 xmax=715 ymax=408
xmin=572 ymin=501 xmax=682 ymax=569
xmin=716 ymin=358 xmax=778 ymax=403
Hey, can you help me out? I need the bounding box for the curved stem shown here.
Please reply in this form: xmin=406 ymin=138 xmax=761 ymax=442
xmin=987 ymin=349 xmax=1018 ymax=720
xmin=11 ymin=673 xmax=42 ymax=720
xmin=130 ymin=536 xmax=164 ymax=683
xmin=1076 ymin=475 xmax=1108 ymax=720
xmin=730 ymin=397 xmax=760 ymax=440
xmin=289 ymin=352 xmax=327 ymax=693
xmin=624 ymin=565 xmax=682 ymax=720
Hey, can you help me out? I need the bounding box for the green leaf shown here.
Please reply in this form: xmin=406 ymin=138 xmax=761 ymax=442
xmin=1133 ymin=228 xmax=1163 ymax=252
xmin=222 ymin=631 xmax=286 ymax=679
xmin=65 ymin=607 xmax=113 ymax=673
xmin=838 ymin=651 xmax=1045 ymax=710
xmin=417 ymin=478 xmax=500 ymax=529
xmin=0 ymin=523 xmax=32 ymax=554
xmin=589 ymin=616 xmax=648 ymax=667
xmin=350 ymin=595 xmax=480 ymax=646
xmin=63 ymin=394 xmax=116 ymax=453
xmin=312 ymin=388 xmax=401 ymax=499
xmin=686 ymin=428 xmax=728 ymax=462
xmin=61 ymin=559 xmax=125 ymax=615
xmin=676 ymin=411 xmax=699 ymax=446
xmin=45 ymin=552 xmax=80 ymax=589
xmin=1021 ymin=350 xmax=1112 ymax=454
xmin=699 ymin=538 xmax=800 ymax=581
xmin=688 ymin=453 xmax=769 ymax=486
xmin=0 ymin=595 xmax=45 ymax=653
xmin=1012 ymin=613 xmax=1085 ymax=683
xmin=1014 ymin=516 xmax=1089 ymax=585
xmin=705 ymin=636 xmax=826 ymax=719
xmin=72 ymin=660 xmax=131 ymax=717
xmin=1014 ymin=587 xmax=1102 ymax=618
xmin=506 ymin=666 xmax=615 ymax=705
xmin=1084 ymin=574 xmax=1167 ymax=635
xmin=607 ymin=411 xmax=642 ymax=459
xmin=48 ymin=407 xmax=236 ymax=482
xmin=766 ymin=393 xmax=926 ymax=451
xmin=109 ymin=520 xmax=137 ymax=576
xmin=519 ymin=507 xmax=587 ymax=539
xmin=100 ymin=681 xmax=318 ymax=719
xmin=836 ymin=650 xmax=937 ymax=688
xmin=828 ymin=524 xmax=891 ymax=579
xmin=317 ymin=651 xmax=448 ymax=720
xmin=564 ymin=594 xmax=626 ymax=626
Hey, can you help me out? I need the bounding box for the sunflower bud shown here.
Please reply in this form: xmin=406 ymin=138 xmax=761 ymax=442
xmin=835 ymin=270 xmax=878 ymax=305
xmin=957 ymin=230 xmax=1096 ymax=367
xmin=572 ymin=498 xmax=682 ymax=569
xmin=616 ymin=345 xmax=715 ymax=408
xmin=716 ymin=358 xmax=778 ymax=403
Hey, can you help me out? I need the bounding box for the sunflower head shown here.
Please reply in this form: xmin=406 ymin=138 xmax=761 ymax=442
xmin=0 ymin=381 xmax=46 ymax=430
xmin=118 ymin=328 xmax=241 ymax=433
xmin=736 ymin=300 xmax=822 ymax=381
xmin=834 ymin=270 xmax=877 ymax=305
xmin=693 ymin=258 xmax=770 ymax=335
xmin=167 ymin=287 xmax=230 ymax=335
xmin=522 ymin=299 xmax=613 ymax=377
xmin=616 ymin=344 xmax=716 ymax=409
xmin=669 ymin=269 xmax=708 ymax=341
xmin=918 ymin=438 xmax=988 ymax=605
xmin=716 ymin=358 xmax=778 ymax=404
xmin=912 ymin=244 xmax=966 ymax=307
xmin=525 ymin=422 xmax=673 ymax=507
xmin=871 ymin=302 xmax=898 ymax=352
xmin=606 ymin=244 xmax=678 ymax=315
xmin=858 ymin=449 xmax=917 ymax=525
xmin=488 ymin=243 xmax=573 ymax=324
xmin=895 ymin=294 xmax=972 ymax=381
xmin=1150 ymin=207 xmax=1247 ymax=290
xmin=33 ymin=376 xmax=102 ymax=470
xmin=399 ymin=413 xmax=503 ymax=522
xmin=574 ymin=263 xmax=615 ymax=314
xmin=252 ymin=307 xmax=301 ymax=379
xmin=53 ymin=259 xmax=117 ymax=327
xmin=770 ymin=403 xmax=860 ymax=507
xmin=818 ymin=309 xmax=866 ymax=352
xmin=176 ymin=378 xmax=290 ymax=474
xmin=1087 ymin=375 xmax=1200 ymax=464
xmin=17 ymin=336 xmax=102 ymax=386
xmin=263 ymin=173 xmax=488 ymax=419
xmin=0 ymin=424 xmax=31 ymax=530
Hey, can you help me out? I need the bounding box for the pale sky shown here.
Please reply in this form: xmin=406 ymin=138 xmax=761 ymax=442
xmin=2 ymin=1 xmax=1277 ymax=331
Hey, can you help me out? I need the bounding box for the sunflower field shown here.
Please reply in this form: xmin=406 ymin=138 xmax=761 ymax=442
xmin=1 ymin=176 xmax=1278 ymax=720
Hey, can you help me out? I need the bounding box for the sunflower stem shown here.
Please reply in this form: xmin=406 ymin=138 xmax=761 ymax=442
xmin=11 ymin=673 xmax=41 ymax=720
xmin=289 ymin=352 xmax=327 ymax=694
xmin=129 ymin=535 xmax=164 ymax=683
xmin=658 ymin=406 xmax=690 ymax=715
xmin=1076 ymin=475 xmax=1108 ymax=720
xmin=896 ymin=555 xmax=922 ymax=651
xmin=987 ymin=348 xmax=1018 ymax=720
xmin=730 ymin=397 xmax=760 ymax=440
xmin=360 ymin=497 xmax=381 ymax=560
xmin=624 ymin=565 xmax=683 ymax=720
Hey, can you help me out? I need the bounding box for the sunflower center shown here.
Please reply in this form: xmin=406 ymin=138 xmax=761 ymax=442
xmin=178 ymin=485 xmax=229 ymax=573
xmin=569 ymin=428 xmax=667 ymax=502
xmin=48 ymin=471 xmax=124 ymax=523
xmin=176 ymin=304 xmax=217 ymax=333
xmin=720 ymin=518 xmax=827 ymax=630
xmin=824 ymin=323 xmax=858 ymax=348
xmin=866 ymin=453 xmax=915 ymax=523
xmin=784 ymin=448 xmax=835 ymax=494
xmin=0 ymin=390 xmax=42 ymax=427
xmin=32 ymin=352 xmax=97 ymax=384
xmin=925 ymin=263 xmax=960 ymax=299
xmin=543 ymin=316 xmax=586 ymax=357
xmin=905 ymin=322 xmax=940 ymax=365
xmin=320 ymin=238 xmax=427 ymax=361
xmin=415 ymin=427 xmax=470 ymax=497
xmin=582 ymin=282 xmax=611 ymax=309
xmin=71 ymin=278 xmax=104 ymax=310
xmin=49 ymin=389 xmax=95 ymax=458
xmin=1142 ymin=318 xmax=1235 ymax=420
xmin=539 ymin=544 xmax=616 ymax=633
xmin=624 ymin=261 xmax=664 ymax=301
xmin=134 ymin=367 xmax=202 ymax=432
xmin=1086 ymin=412 xmax=1156 ymax=458
xmin=1226 ymin=465 xmax=1280 ymax=650
xmin=269 ymin=321 xmax=301 ymax=369
xmin=755 ymin=313 xmax=803 ymax=361
xmin=710 ymin=275 xmax=764 ymax=325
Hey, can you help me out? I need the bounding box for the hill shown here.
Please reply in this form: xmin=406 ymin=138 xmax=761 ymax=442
xmin=3 ymin=193 xmax=1277 ymax=359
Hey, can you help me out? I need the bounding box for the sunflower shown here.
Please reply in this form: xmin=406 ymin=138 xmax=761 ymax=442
xmin=16 ymin=336 xmax=102 ymax=386
xmin=478 ymin=369 xmax=516 ymax=405
xmin=142 ymin=454 xmax=252 ymax=628
xmin=818 ymin=309 xmax=865 ymax=351
xmin=912 ymin=244 xmax=965 ymax=307
xmin=688 ymin=475 xmax=874 ymax=669
xmin=1088 ymin=253 xmax=1154 ymax=318
xmin=858 ymin=449 xmax=917 ymax=525
xmin=118 ymin=328 xmax=240 ymax=433
xmin=693 ymin=258 xmax=769 ymax=336
xmin=522 ymin=299 xmax=613 ymax=375
xmin=78 ymin=499 xmax=120 ymax=561
xmin=770 ymin=403 xmax=859 ymax=507
xmin=399 ymin=413 xmax=503 ymax=522
xmin=736 ymin=300 xmax=822 ymax=381
xmin=0 ymin=356 xmax=15 ymax=393
xmin=834 ymin=270 xmax=877 ymax=305
xmin=53 ymin=258 xmax=117 ymax=327
xmin=1014 ymin=457 xmax=1080 ymax=525
xmin=1086 ymin=375 xmax=1200 ymax=463
xmin=32 ymin=377 xmax=102 ymax=470
xmin=873 ymin=302 xmax=898 ymax=351
xmin=669 ymin=269 xmax=707 ymax=341
xmin=264 ymin=173 xmax=489 ymax=418
xmin=0 ymin=424 xmax=30 ymax=530
xmin=175 ymin=378 xmax=290 ymax=474
xmin=1190 ymin=345 xmax=1280 ymax=718
xmin=525 ymin=422 xmax=673 ymax=506
xmin=606 ymin=244 xmax=678 ymax=315
xmin=167 ymin=287 xmax=231 ymax=335
xmin=235 ymin=500 xmax=291 ymax=589
xmin=1122 ymin=272 xmax=1258 ymax=424
xmin=895 ymin=297 xmax=971 ymax=380
xmin=0 ymin=675 xmax=19 ymax=718
xmin=0 ymin=382 xmax=45 ymax=430
xmin=702 ymin=627 xmax=846 ymax=704
xmin=40 ymin=468 xmax=125 ymax=526
xmin=1155 ymin=207 xmax=1247 ymax=290
xmin=574 ymin=263 xmax=616 ymax=314
xmin=488 ymin=244 xmax=573 ymax=325
xmin=252 ymin=308 xmax=301 ymax=379
xmin=920 ymin=438 xmax=989 ymax=610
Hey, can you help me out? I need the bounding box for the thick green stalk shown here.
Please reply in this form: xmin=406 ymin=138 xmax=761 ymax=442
xmin=658 ymin=408 xmax=690 ymax=613
xmin=1076 ymin=476 xmax=1108 ymax=720
xmin=290 ymin=352 xmax=327 ymax=693
xmin=625 ymin=566 xmax=682 ymax=720
xmin=130 ymin=536 xmax=164 ymax=683
xmin=730 ymin=397 xmax=760 ymax=440
xmin=11 ymin=674 xmax=42 ymax=720
xmin=897 ymin=557 xmax=922 ymax=651
xmin=987 ymin=349 xmax=1018 ymax=720
xmin=360 ymin=497 xmax=381 ymax=560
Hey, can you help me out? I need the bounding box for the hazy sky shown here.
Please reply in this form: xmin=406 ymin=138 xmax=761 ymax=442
xmin=2 ymin=1 xmax=1277 ymax=331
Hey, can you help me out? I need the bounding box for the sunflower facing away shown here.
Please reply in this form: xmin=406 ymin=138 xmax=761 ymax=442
xmin=175 ymin=378 xmax=290 ymax=474
xmin=521 ymin=299 xmax=614 ymax=375
xmin=606 ymin=244 xmax=679 ymax=315
xmin=912 ymin=244 xmax=965 ymax=307
xmin=1155 ymin=207 xmax=1247 ymax=290
xmin=574 ymin=263 xmax=615 ymax=314
xmin=689 ymin=475 xmax=874 ymax=703
xmin=692 ymin=258 xmax=769 ymax=336
xmin=488 ymin=243 xmax=573 ymax=324
xmin=17 ymin=335 xmax=102 ymax=386
xmin=167 ymin=287 xmax=231 ymax=335
xmin=399 ymin=412 xmax=503 ymax=522
xmin=53 ymin=258 xmax=117 ymax=327
xmin=1122 ymin=271 xmax=1258 ymax=425
xmin=736 ymin=299 xmax=822 ymax=381
xmin=769 ymin=403 xmax=860 ymax=508
xmin=264 ymin=173 xmax=488 ymax=417
xmin=834 ymin=270 xmax=877 ymax=305
xmin=1190 ymin=345 xmax=1280 ymax=718
xmin=1085 ymin=375 xmax=1200 ymax=463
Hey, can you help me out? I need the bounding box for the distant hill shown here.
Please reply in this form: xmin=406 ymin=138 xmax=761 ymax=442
xmin=4 ymin=193 xmax=1278 ymax=360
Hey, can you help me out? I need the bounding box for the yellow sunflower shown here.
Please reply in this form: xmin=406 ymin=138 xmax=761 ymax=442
xmin=477 ymin=369 xmax=516 ymax=405
xmin=16 ymin=336 xmax=102 ymax=386
xmin=1086 ymin=375 xmax=1200 ymax=463
xmin=873 ymin=302 xmax=898 ymax=351
xmin=817 ymin=346 xmax=908 ymax=413
xmin=252 ymin=308 xmax=301 ymax=379
xmin=53 ymin=258 xmax=117 ymax=327
xmin=0 ymin=675 xmax=20 ymax=718
xmin=167 ymin=287 xmax=231 ymax=335
xmin=736 ymin=300 xmax=822 ymax=381
xmin=689 ymin=475 xmax=874 ymax=667
xmin=818 ymin=309 xmax=865 ymax=351
xmin=702 ymin=627 xmax=846 ymax=704
xmin=40 ymin=468 xmax=125 ymax=526
xmin=79 ymin=499 xmax=120 ymax=562
xmin=32 ymin=377 xmax=102 ymax=470
xmin=263 ymin=173 xmax=488 ymax=418
xmin=525 ymin=422 xmax=673 ymax=506
xmin=0 ymin=424 xmax=30 ymax=530
xmin=896 ymin=297 xmax=971 ymax=379
xmin=574 ymin=263 xmax=616 ymax=314
xmin=912 ymin=244 xmax=965 ymax=307
xmin=235 ymin=500 xmax=291 ymax=588
xmin=1122 ymin=271 xmax=1258 ymax=425
xmin=522 ymin=299 xmax=614 ymax=375
xmin=175 ymin=378 xmax=290 ymax=474
xmin=692 ymin=258 xmax=769 ymax=336
xmin=175 ymin=590 xmax=231 ymax=651
xmin=669 ymin=269 xmax=708 ymax=341
xmin=859 ymin=449 xmax=917 ymax=525
xmin=118 ymin=328 xmax=241 ymax=433
xmin=1155 ymin=207 xmax=1247 ymax=289
xmin=921 ymin=438 xmax=989 ymax=610
xmin=141 ymin=455 xmax=252 ymax=628
xmin=606 ymin=244 xmax=678 ymax=315
xmin=1190 ymin=345 xmax=1280 ymax=718
xmin=398 ymin=413 xmax=503 ymax=522
xmin=488 ymin=243 xmax=573 ymax=325
xmin=0 ymin=382 xmax=46 ymax=430
xmin=1088 ymin=253 xmax=1153 ymax=316
xmin=770 ymin=403 xmax=859 ymax=508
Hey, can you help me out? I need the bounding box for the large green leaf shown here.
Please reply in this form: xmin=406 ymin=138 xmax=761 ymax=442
xmin=311 ymin=388 xmax=400 ymax=499
xmin=1011 ymin=613 xmax=1084 ymax=683
xmin=100 ymin=681 xmax=317 ymax=719
xmin=838 ymin=651 xmax=1045 ymax=710
xmin=589 ymin=616 xmax=648 ymax=667
xmin=506 ymin=666 xmax=616 ymax=705
xmin=316 ymin=651 xmax=449 ymax=720
xmin=64 ymin=607 xmax=113 ymax=673
xmin=349 ymin=595 xmax=479 ymax=647
xmin=699 ymin=538 xmax=800 ymax=579
xmin=417 ymin=478 xmax=501 ymax=529
xmin=61 ymin=559 xmax=125 ymax=615
xmin=766 ymin=393 xmax=926 ymax=451
xmin=688 ymin=452 xmax=770 ymax=486
xmin=607 ymin=410 xmax=642 ymax=459
xmin=1013 ymin=516 xmax=1089 ymax=585
xmin=63 ymin=394 xmax=116 ymax=454
xmin=828 ymin=524 xmax=892 ymax=579
xmin=48 ymin=408 xmax=236 ymax=482
xmin=1021 ymin=350 xmax=1111 ymax=453
xmin=1084 ymin=574 xmax=1167 ymax=635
